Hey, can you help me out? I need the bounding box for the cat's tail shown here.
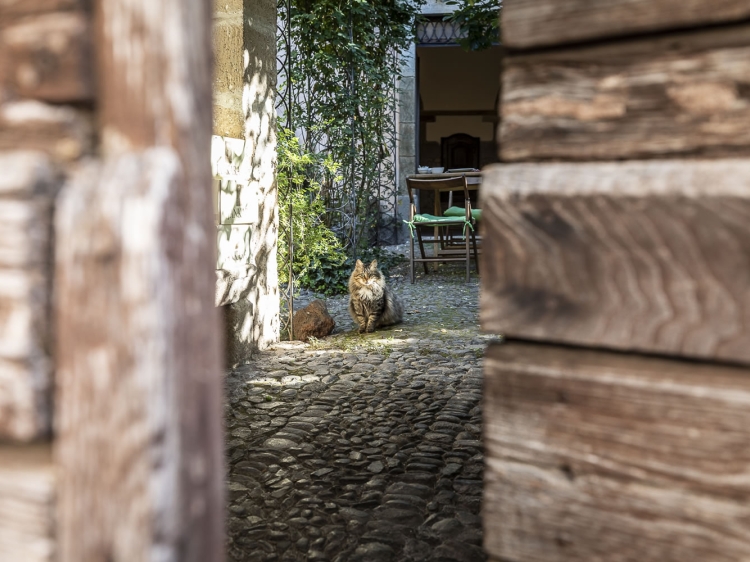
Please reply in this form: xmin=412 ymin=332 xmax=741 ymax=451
xmin=380 ymin=290 xmax=404 ymax=326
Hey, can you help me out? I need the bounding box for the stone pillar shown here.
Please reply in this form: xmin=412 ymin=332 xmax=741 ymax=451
xmin=214 ymin=0 xmax=245 ymax=138
xmin=213 ymin=0 xmax=279 ymax=366
xmin=396 ymin=45 xmax=417 ymax=243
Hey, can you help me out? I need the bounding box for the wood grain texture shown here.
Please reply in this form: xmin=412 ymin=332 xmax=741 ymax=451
xmin=483 ymin=341 xmax=750 ymax=562
xmin=1 ymin=11 xmax=93 ymax=102
xmin=56 ymin=152 xmax=224 ymax=562
xmin=0 ymin=152 xmax=55 ymax=441
xmin=0 ymin=150 xmax=57 ymax=197
xmin=480 ymin=162 xmax=750 ymax=364
xmin=0 ymin=275 xmax=49 ymax=439
xmin=0 ymin=198 xmax=53 ymax=270
xmin=0 ymin=0 xmax=83 ymax=19
xmin=501 ymin=25 xmax=750 ymax=161
xmin=55 ymin=0 xmax=223 ymax=560
xmin=502 ymin=0 xmax=750 ymax=49
xmin=0 ymin=101 xmax=93 ymax=162
xmin=0 ymin=445 xmax=54 ymax=562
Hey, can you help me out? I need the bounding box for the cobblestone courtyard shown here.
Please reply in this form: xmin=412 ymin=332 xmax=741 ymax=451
xmin=225 ymin=262 xmax=493 ymax=561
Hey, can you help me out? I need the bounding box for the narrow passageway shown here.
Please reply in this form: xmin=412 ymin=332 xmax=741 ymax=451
xmin=225 ymin=258 xmax=492 ymax=562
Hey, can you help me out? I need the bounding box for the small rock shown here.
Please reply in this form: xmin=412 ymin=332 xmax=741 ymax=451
xmin=431 ymin=518 xmax=463 ymax=535
xmin=292 ymin=300 xmax=335 ymax=342
xmin=264 ymin=438 xmax=297 ymax=450
xmin=367 ymin=461 xmax=384 ymax=473
xmin=350 ymin=542 xmax=394 ymax=562
xmin=442 ymin=463 xmax=462 ymax=476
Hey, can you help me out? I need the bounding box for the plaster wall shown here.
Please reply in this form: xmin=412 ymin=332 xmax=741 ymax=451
xmin=422 ymin=0 xmax=455 ymax=15
xmin=213 ymin=0 xmax=279 ymax=365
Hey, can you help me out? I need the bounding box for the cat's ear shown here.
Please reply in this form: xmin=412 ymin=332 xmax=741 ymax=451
xmin=369 ymin=260 xmax=378 ymax=271
xmin=355 ymin=259 xmax=364 ymax=270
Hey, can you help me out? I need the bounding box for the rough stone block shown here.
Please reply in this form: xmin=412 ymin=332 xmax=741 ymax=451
xmin=399 ymin=123 xmax=416 ymax=158
xmin=398 ymin=77 xmax=416 ymax=121
xmin=212 ymin=19 xmax=243 ymax=138
xmin=292 ymin=300 xmax=335 ymax=342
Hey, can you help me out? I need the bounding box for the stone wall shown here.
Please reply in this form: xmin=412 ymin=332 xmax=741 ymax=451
xmin=213 ymin=0 xmax=279 ymax=365
xmin=396 ymin=47 xmax=417 ymax=242
xmin=214 ymin=0 xmax=245 ymax=138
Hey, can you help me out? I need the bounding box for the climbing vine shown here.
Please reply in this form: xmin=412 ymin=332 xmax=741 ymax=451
xmin=276 ymin=128 xmax=343 ymax=287
xmin=278 ymin=0 xmax=425 ymax=258
xmin=276 ymin=0 xmax=499 ymax=309
xmin=445 ymin=0 xmax=501 ymax=51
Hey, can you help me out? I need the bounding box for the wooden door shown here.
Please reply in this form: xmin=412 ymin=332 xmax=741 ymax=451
xmin=1 ymin=1 xmax=225 ymax=560
xmin=481 ymin=2 xmax=750 ymax=560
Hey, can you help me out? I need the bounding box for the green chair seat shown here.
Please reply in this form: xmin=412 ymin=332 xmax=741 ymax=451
xmin=412 ymin=213 xmax=467 ymax=224
xmin=443 ymin=206 xmax=481 ymax=221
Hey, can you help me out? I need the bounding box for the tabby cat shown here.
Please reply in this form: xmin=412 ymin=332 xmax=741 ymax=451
xmin=348 ymin=259 xmax=403 ymax=334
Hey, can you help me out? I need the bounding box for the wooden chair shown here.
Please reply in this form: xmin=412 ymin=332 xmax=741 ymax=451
xmin=405 ymin=175 xmax=479 ymax=283
xmin=441 ymin=133 xmax=480 ymax=170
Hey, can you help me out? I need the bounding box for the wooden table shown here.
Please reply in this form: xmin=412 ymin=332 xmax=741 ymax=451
xmin=407 ymin=171 xmax=482 ymax=185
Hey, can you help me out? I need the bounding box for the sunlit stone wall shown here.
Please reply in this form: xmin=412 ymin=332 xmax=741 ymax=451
xmin=213 ymin=0 xmax=279 ymax=365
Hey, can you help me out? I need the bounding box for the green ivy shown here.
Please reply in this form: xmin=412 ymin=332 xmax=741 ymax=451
xmin=276 ymin=0 xmax=499 ymax=300
xmin=279 ymin=0 xmax=425 ymax=255
xmin=277 ymin=128 xmax=345 ymax=287
xmin=444 ymin=0 xmax=501 ymax=51
xmin=298 ymin=247 xmax=406 ymax=296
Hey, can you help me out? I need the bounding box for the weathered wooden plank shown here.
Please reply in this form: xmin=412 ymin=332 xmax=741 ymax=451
xmin=0 ymin=199 xmax=53 ymax=269
xmin=0 ymin=445 xmax=54 ymax=562
xmin=1 ymin=11 xmax=93 ymax=102
xmin=55 ymin=0 xmax=223 ymax=560
xmin=0 ymin=0 xmax=83 ymax=18
xmin=0 ymin=101 xmax=93 ymax=162
xmin=502 ymin=0 xmax=750 ymax=49
xmin=0 ymin=269 xmax=47 ymax=362
xmin=483 ymin=341 xmax=750 ymax=562
xmin=0 ymin=150 xmax=56 ymax=197
xmin=0 ymin=152 xmax=55 ymax=442
xmin=501 ymin=25 xmax=750 ymax=161
xmin=480 ymin=161 xmax=750 ymax=364
xmin=55 ymin=151 xmax=223 ymax=562
xmin=0 ymin=354 xmax=49 ymax=442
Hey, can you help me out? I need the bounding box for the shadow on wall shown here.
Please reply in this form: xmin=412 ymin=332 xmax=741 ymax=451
xmin=213 ymin=0 xmax=280 ymax=366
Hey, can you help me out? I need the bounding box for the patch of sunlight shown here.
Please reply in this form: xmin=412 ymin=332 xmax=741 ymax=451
xmin=245 ymin=377 xmax=282 ymax=387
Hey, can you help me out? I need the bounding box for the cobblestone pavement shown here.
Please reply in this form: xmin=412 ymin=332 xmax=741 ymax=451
xmin=225 ymin=260 xmax=493 ymax=562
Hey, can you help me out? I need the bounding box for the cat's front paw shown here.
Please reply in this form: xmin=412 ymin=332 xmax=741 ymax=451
xmin=358 ymin=326 xmax=366 ymax=334
xmin=365 ymin=325 xmax=375 ymax=333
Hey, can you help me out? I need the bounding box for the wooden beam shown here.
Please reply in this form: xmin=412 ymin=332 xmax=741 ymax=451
xmin=0 ymin=0 xmax=84 ymax=19
xmin=0 ymin=101 xmax=93 ymax=162
xmin=500 ymin=24 xmax=750 ymax=162
xmin=484 ymin=341 xmax=750 ymax=562
xmin=0 ymin=152 xmax=56 ymax=442
xmin=0 ymin=445 xmax=54 ymax=562
xmin=502 ymin=0 xmax=750 ymax=49
xmin=54 ymin=0 xmax=224 ymax=560
xmin=1 ymin=11 xmax=93 ymax=103
xmin=0 ymin=197 xmax=54 ymax=270
xmin=480 ymin=161 xmax=750 ymax=364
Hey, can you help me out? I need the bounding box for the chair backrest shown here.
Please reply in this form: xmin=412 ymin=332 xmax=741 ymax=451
xmin=405 ymin=176 xmax=471 ymax=218
xmin=441 ymin=133 xmax=480 ymax=170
